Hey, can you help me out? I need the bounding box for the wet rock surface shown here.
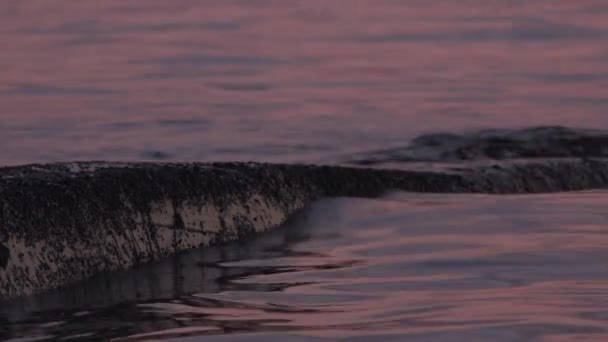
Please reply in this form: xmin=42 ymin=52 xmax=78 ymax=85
xmin=1 ymin=158 xmax=608 ymax=299
xmin=349 ymin=126 xmax=608 ymax=164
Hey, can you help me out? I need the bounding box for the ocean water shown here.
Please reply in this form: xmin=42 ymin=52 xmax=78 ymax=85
xmin=3 ymin=1 xmax=608 ymax=341
xmin=4 ymin=192 xmax=608 ymax=341
xmin=1 ymin=0 xmax=608 ymax=165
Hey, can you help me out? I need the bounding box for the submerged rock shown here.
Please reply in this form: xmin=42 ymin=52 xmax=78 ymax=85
xmin=349 ymin=126 xmax=608 ymax=164
xmin=1 ymin=158 xmax=608 ymax=299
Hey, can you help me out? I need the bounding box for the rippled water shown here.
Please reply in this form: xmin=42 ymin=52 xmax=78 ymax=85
xmin=1 ymin=1 xmax=608 ymax=165
xmin=3 ymin=2 xmax=608 ymax=341
xmin=3 ymin=192 xmax=608 ymax=341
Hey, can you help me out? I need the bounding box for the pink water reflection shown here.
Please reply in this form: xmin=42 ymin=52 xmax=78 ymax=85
xmin=1 ymin=1 xmax=607 ymax=165
xmin=4 ymin=192 xmax=608 ymax=340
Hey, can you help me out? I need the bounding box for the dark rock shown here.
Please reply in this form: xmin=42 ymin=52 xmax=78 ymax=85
xmin=1 ymin=158 xmax=608 ymax=299
xmin=0 ymin=244 xmax=9 ymax=269
xmin=348 ymin=126 xmax=608 ymax=164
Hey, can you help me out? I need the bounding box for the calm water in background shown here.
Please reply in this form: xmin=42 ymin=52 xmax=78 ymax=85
xmin=3 ymin=1 xmax=608 ymax=341
xmin=1 ymin=1 xmax=608 ymax=165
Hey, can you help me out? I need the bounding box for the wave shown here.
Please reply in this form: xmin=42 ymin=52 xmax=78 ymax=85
xmin=2 ymin=127 xmax=608 ymax=299
xmin=347 ymin=126 xmax=608 ymax=164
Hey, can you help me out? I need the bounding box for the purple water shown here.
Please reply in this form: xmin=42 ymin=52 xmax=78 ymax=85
xmin=1 ymin=1 xmax=607 ymax=165
xmin=2 ymin=1 xmax=608 ymax=341
xmin=4 ymin=192 xmax=608 ymax=341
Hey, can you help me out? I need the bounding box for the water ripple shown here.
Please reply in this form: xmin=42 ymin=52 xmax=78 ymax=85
xmin=4 ymin=192 xmax=608 ymax=340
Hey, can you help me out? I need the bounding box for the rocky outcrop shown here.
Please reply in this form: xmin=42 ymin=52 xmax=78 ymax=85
xmin=1 ymin=158 xmax=608 ymax=299
xmin=348 ymin=126 xmax=608 ymax=164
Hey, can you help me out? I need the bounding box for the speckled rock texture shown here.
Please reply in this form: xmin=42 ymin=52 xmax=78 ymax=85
xmin=1 ymin=159 xmax=608 ymax=299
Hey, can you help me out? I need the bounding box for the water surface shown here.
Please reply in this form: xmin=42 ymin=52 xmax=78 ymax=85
xmin=3 ymin=192 xmax=608 ymax=341
xmin=1 ymin=1 xmax=608 ymax=165
xmin=2 ymin=2 xmax=608 ymax=341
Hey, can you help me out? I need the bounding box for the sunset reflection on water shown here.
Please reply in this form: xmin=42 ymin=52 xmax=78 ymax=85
xmin=4 ymin=192 xmax=608 ymax=341
xmin=1 ymin=1 xmax=608 ymax=165
xmin=2 ymin=1 xmax=608 ymax=341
